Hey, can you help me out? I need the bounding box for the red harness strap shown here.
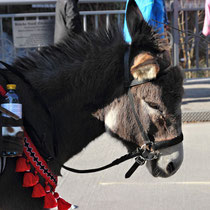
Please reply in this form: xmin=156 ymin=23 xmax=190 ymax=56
xmin=23 ymin=132 xmax=57 ymax=189
xmin=16 ymin=131 xmax=72 ymax=210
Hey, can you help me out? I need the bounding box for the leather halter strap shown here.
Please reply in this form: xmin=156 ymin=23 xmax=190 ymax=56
xmin=124 ymin=46 xmax=183 ymax=149
xmin=122 ymin=46 xmax=183 ymax=177
xmin=124 ymin=46 xmax=151 ymax=145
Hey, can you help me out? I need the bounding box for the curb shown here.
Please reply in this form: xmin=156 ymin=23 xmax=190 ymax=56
xmin=182 ymin=111 xmax=210 ymax=123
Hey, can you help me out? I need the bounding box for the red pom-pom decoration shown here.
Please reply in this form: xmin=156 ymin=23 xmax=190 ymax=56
xmin=54 ymin=192 xmax=60 ymax=200
xmin=23 ymin=172 xmax=39 ymax=187
xmin=44 ymin=192 xmax=57 ymax=209
xmin=54 ymin=192 xmax=72 ymax=210
xmin=57 ymin=197 xmax=72 ymax=210
xmin=0 ymin=85 xmax=6 ymax=96
xmin=16 ymin=157 xmax=30 ymax=172
xmin=32 ymin=183 xmax=46 ymax=198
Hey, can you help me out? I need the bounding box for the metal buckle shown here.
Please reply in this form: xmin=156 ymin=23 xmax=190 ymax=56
xmin=140 ymin=142 xmax=154 ymax=151
xmin=139 ymin=143 xmax=160 ymax=161
xmin=135 ymin=156 xmax=145 ymax=165
xmin=125 ymin=145 xmax=160 ymax=179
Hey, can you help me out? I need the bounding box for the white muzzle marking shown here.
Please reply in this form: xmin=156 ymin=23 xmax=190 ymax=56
xmin=157 ymin=142 xmax=183 ymax=174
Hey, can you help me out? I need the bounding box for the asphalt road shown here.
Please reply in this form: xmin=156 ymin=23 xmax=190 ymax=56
xmin=56 ymin=122 xmax=210 ymax=210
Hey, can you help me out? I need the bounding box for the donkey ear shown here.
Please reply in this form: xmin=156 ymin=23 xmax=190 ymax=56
xmin=125 ymin=0 xmax=146 ymax=40
xmin=130 ymin=52 xmax=160 ymax=81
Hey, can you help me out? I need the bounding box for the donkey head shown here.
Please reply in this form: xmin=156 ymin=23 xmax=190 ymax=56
xmin=105 ymin=0 xmax=184 ymax=178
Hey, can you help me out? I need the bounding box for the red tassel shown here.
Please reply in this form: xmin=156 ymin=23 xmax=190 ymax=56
xmin=23 ymin=172 xmax=39 ymax=187
xmin=0 ymin=85 xmax=6 ymax=96
xmin=32 ymin=183 xmax=46 ymax=198
xmin=57 ymin=198 xmax=72 ymax=210
xmin=16 ymin=157 xmax=30 ymax=172
xmin=44 ymin=192 xmax=57 ymax=209
xmin=54 ymin=192 xmax=72 ymax=210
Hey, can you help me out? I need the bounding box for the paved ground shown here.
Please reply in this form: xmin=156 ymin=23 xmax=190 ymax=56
xmin=56 ymin=78 xmax=210 ymax=210
xmin=182 ymin=77 xmax=210 ymax=122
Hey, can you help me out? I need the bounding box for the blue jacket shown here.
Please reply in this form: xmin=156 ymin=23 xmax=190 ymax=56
xmin=124 ymin=0 xmax=167 ymax=43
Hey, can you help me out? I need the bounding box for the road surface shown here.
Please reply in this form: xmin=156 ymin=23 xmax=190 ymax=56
xmin=57 ymin=122 xmax=210 ymax=210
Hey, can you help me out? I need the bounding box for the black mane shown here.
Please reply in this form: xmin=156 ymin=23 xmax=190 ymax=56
xmin=13 ymin=27 xmax=127 ymax=106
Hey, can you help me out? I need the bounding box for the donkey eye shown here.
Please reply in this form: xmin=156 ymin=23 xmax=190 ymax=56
xmin=146 ymin=102 xmax=160 ymax=110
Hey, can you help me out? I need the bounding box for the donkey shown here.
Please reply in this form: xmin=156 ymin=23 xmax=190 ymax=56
xmin=0 ymin=0 xmax=184 ymax=209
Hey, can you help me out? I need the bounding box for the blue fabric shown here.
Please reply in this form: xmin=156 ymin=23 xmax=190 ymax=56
xmin=123 ymin=0 xmax=167 ymax=43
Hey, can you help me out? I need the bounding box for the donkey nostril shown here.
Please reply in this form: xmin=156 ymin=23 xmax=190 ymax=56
xmin=166 ymin=162 xmax=176 ymax=174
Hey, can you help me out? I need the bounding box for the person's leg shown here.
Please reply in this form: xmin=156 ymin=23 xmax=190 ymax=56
xmin=65 ymin=0 xmax=82 ymax=34
xmin=54 ymin=0 xmax=82 ymax=44
xmin=54 ymin=0 xmax=67 ymax=43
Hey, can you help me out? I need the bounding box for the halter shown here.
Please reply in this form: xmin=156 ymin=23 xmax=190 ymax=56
xmin=123 ymin=46 xmax=183 ymax=177
xmin=62 ymin=46 xmax=184 ymax=178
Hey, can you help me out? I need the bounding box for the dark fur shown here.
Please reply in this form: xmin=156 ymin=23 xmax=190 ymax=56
xmin=0 ymin=2 xmax=183 ymax=209
xmin=0 ymin=26 xmax=130 ymax=210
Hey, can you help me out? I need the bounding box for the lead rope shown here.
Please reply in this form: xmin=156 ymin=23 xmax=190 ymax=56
xmin=61 ymin=148 xmax=146 ymax=174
